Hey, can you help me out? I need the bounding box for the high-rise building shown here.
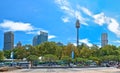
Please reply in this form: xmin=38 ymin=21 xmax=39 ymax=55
xmin=33 ymin=35 xmax=38 ymax=46
xmin=33 ymin=31 xmax=48 ymax=46
xmin=16 ymin=41 xmax=22 ymax=48
xmin=57 ymin=42 xmax=64 ymax=46
xmin=39 ymin=31 xmax=48 ymax=43
xmin=3 ymin=31 xmax=14 ymax=50
xmin=101 ymin=33 xmax=108 ymax=47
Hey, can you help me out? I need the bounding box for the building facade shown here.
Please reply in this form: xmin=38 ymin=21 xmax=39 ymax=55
xmin=101 ymin=33 xmax=108 ymax=47
xmin=33 ymin=35 xmax=38 ymax=46
xmin=39 ymin=31 xmax=48 ymax=44
xmin=3 ymin=31 xmax=14 ymax=50
xmin=57 ymin=42 xmax=64 ymax=46
xmin=33 ymin=31 xmax=48 ymax=46
xmin=16 ymin=41 xmax=22 ymax=48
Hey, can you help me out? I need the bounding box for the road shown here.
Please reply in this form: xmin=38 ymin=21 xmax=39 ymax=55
xmin=2 ymin=67 xmax=120 ymax=73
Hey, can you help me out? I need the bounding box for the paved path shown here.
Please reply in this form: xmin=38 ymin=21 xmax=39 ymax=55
xmin=2 ymin=67 xmax=120 ymax=73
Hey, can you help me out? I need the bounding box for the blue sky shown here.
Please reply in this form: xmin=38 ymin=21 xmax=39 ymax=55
xmin=0 ymin=0 xmax=120 ymax=50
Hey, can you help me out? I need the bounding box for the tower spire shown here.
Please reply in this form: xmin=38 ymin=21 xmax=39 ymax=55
xmin=75 ymin=19 xmax=80 ymax=47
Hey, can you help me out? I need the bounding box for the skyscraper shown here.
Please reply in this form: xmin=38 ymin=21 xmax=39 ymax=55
xmin=33 ymin=35 xmax=38 ymax=46
xmin=101 ymin=33 xmax=108 ymax=47
xmin=39 ymin=31 xmax=48 ymax=43
xmin=33 ymin=31 xmax=48 ymax=46
xmin=16 ymin=41 xmax=22 ymax=48
xmin=3 ymin=31 xmax=14 ymax=50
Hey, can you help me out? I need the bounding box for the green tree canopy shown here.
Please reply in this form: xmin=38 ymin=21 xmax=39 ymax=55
xmin=4 ymin=50 xmax=11 ymax=59
xmin=42 ymin=54 xmax=58 ymax=62
xmin=80 ymin=46 xmax=91 ymax=58
xmin=27 ymin=55 xmax=39 ymax=61
xmin=40 ymin=42 xmax=58 ymax=55
xmin=61 ymin=56 xmax=72 ymax=63
xmin=0 ymin=51 xmax=4 ymax=61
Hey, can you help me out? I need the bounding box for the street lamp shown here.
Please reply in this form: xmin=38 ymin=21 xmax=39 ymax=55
xmin=10 ymin=51 xmax=14 ymax=66
xmin=75 ymin=19 xmax=80 ymax=47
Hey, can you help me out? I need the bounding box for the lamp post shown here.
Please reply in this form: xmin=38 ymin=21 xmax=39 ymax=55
xmin=10 ymin=51 xmax=14 ymax=66
xmin=75 ymin=19 xmax=80 ymax=48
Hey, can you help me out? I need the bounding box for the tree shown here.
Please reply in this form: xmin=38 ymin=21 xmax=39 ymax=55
xmin=14 ymin=47 xmax=27 ymax=59
xmin=100 ymin=45 xmax=116 ymax=56
xmin=74 ymin=47 xmax=79 ymax=58
xmin=90 ymin=45 xmax=99 ymax=57
xmin=55 ymin=46 xmax=62 ymax=59
xmin=27 ymin=55 xmax=39 ymax=67
xmin=61 ymin=56 xmax=72 ymax=66
xmin=80 ymin=46 xmax=91 ymax=58
xmin=42 ymin=54 xmax=58 ymax=62
xmin=62 ymin=43 xmax=75 ymax=58
xmin=89 ymin=56 xmax=101 ymax=65
xmin=28 ymin=46 xmax=40 ymax=56
xmin=101 ymin=55 xmax=116 ymax=62
xmin=40 ymin=42 xmax=58 ymax=56
xmin=0 ymin=51 xmax=4 ymax=61
xmin=75 ymin=57 xmax=88 ymax=63
xmin=4 ymin=50 xmax=11 ymax=59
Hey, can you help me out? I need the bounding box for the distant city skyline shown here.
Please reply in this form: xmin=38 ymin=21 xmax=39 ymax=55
xmin=1 ymin=0 xmax=120 ymax=50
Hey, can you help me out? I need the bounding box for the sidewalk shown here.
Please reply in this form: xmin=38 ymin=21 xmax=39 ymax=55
xmin=2 ymin=67 xmax=120 ymax=73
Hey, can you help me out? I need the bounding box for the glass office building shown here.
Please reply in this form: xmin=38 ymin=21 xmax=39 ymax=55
xmin=3 ymin=31 xmax=14 ymax=50
xmin=33 ymin=31 xmax=48 ymax=46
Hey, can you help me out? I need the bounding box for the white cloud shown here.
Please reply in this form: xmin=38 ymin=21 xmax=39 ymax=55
xmin=75 ymin=10 xmax=88 ymax=25
xmin=97 ymin=45 xmax=101 ymax=48
xmin=77 ymin=5 xmax=106 ymax=26
xmin=73 ymin=43 xmax=77 ymax=46
xmin=55 ymin=0 xmax=120 ymax=38
xmin=60 ymin=6 xmax=70 ymax=11
xmin=80 ymin=7 xmax=92 ymax=16
xmin=48 ymin=35 xmax=56 ymax=40
xmin=79 ymin=38 xmax=93 ymax=47
xmin=27 ymin=30 xmax=49 ymax=35
xmin=0 ymin=20 xmax=34 ymax=32
xmin=92 ymin=12 xmax=120 ymax=37
xmin=80 ymin=7 xmax=120 ymax=37
xmin=55 ymin=0 xmax=88 ymax=25
xmin=113 ymin=40 xmax=120 ymax=43
xmin=93 ymin=12 xmax=107 ymax=26
xmin=62 ymin=17 xmax=70 ymax=23
xmin=55 ymin=0 xmax=74 ymax=16
xmin=107 ymin=18 xmax=120 ymax=37
xmin=0 ymin=20 xmax=53 ymax=36
xmin=26 ymin=31 xmax=40 ymax=35
xmin=26 ymin=31 xmax=36 ymax=34
xmin=55 ymin=0 xmax=70 ymax=7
